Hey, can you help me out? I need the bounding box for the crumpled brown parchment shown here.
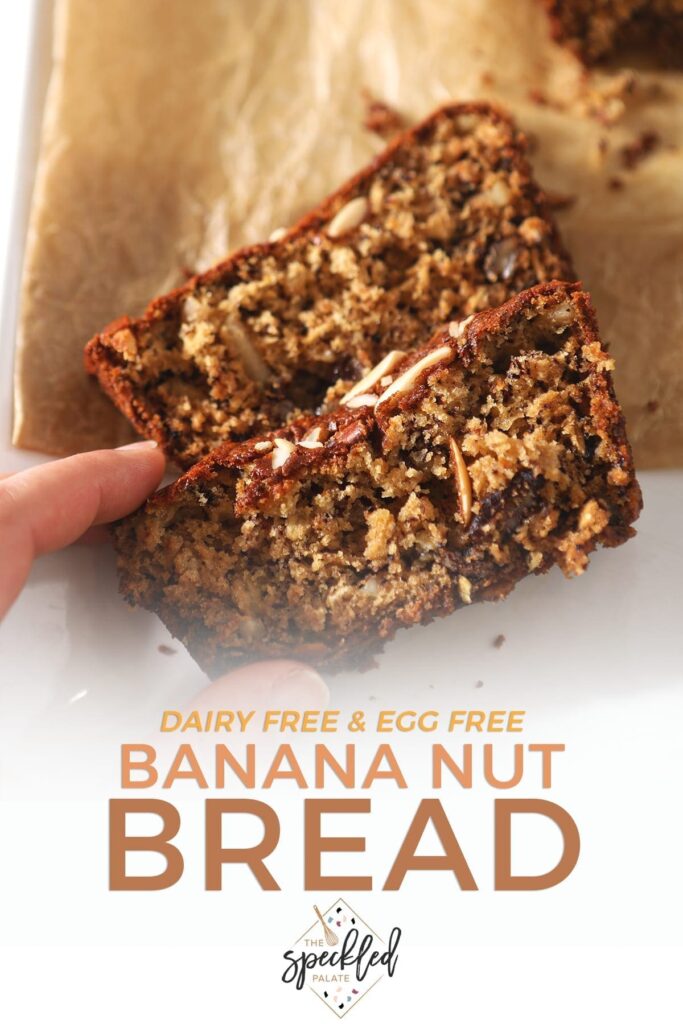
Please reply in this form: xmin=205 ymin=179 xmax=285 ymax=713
xmin=14 ymin=0 xmax=683 ymax=466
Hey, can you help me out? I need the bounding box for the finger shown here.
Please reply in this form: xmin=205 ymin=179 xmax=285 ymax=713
xmin=0 ymin=442 xmax=165 ymax=617
xmin=189 ymin=660 xmax=330 ymax=714
xmin=0 ymin=441 xmax=165 ymax=552
xmin=78 ymin=524 xmax=115 ymax=546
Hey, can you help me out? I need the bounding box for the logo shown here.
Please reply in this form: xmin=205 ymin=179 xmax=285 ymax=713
xmin=281 ymin=898 xmax=401 ymax=1017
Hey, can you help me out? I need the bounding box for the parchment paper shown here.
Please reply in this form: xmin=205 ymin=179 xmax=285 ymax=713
xmin=14 ymin=0 xmax=683 ymax=466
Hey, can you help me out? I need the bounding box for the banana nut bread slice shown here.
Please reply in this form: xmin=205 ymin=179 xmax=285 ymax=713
xmin=85 ymin=102 xmax=573 ymax=468
xmin=542 ymin=0 xmax=683 ymax=66
xmin=113 ymin=282 xmax=641 ymax=674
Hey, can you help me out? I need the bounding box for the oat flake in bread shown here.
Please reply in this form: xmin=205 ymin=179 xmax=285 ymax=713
xmin=85 ymin=102 xmax=573 ymax=468
xmin=112 ymin=282 xmax=641 ymax=674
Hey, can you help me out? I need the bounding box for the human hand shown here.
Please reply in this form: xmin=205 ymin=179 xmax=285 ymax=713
xmin=0 ymin=440 xmax=165 ymax=618
xmin=0 ymin=440 xmax=328 ymax=703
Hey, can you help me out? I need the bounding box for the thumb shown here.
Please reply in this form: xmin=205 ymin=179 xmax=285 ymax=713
xmin=190 ymin=660 xmax=329 ymax=713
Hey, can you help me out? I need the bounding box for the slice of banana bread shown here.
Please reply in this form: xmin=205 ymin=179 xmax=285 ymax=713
xmin=543 ymin=0 xmax=683 ymax=66
xmin=112 ymin=282 xmax=641 ymax=674
xmin=85 ymin=102 xmax=573 ymax=468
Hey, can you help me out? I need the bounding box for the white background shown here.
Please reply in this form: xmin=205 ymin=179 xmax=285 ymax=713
xmin=0 ymin=4 xmax=681 ymax=1022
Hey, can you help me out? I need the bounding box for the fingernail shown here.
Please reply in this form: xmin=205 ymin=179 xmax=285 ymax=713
xmin=274 ymin=666 xmax=329 ymax=709
xmin=117 ymin=440 xmax=158 ymax=450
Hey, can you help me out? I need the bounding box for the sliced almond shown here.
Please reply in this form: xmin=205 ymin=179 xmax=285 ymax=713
xmin=220 ymin=317 xmax=271 ymax=384
xmin=375 ymin=345 xmax=454 ymax=412
xmin=327 ymin=196 xmax=369 ymax=239
xmin=271 ymin=437 xmax=295 ymax=470
xmin=344 ymin=393 xmax=378 ymax=409
xmin=449 ymin=437 xmax=473 ymax=527
xmin=254 ymin=440 xmax=273 ymax=452
xmin=303 ymin=426 xmax=323 ymax=443
xmin=448 ymin=314 xmax=474 ymax=339
xmin=268 ymin=227 xmax=287 ymax=243
xmin=298 ymin=440 xmax=324 ymax=449
xmin=341 ymin=349 xmax=406 ymax=405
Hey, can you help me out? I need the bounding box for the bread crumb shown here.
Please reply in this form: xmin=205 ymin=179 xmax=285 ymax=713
xmin=545 ymin=190 xmax=576 ymax=211
xmin=361 ymin=90 xmax=406 ymax=140
xmin=620 ymin=131 xmax=661 ymax=171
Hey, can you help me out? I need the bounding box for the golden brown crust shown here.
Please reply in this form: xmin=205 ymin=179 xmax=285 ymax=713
xmin=85 ymin=102 xmax=573 ymax=467
xmin=112 ymin=282 xmax=641 ymax=674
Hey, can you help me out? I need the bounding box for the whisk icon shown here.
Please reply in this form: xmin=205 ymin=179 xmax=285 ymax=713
xmin=313 ymin=904 xmax=339 ymax=946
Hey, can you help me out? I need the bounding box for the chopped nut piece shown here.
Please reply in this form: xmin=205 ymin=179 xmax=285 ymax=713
xmin=449 ymin=437 xmax=473 ymax=527
xmin=519 ymin=217 xmax=547 ymax=245
xmin=327 ymin=196 xmax=369 ymax=239
xmin=376 ymin=345 xmax=454 ymax=411
xmin=110 ymin=328 xmax=138 ymax=360
xmin=483 ymin=180 xmax=512 ymax=207
xmin=578 ymin=498 xmax=605 ymax=531
xmin=341 ymin=349 xmax=406 ymax=404
xmin=271 ymin=437 xmax=295 ymax=469
xmin=345 ymin=393 xmax=379 ymax=409
xmin=298 ymin=439 xmax=324 ymax=449
xmin=528 ymin=550 xmax=544 ymax=571
xmin=220 ymin=317 xmax=271 ymax=384
xmin=458 ymin=576 xmax=473 ymax=604
xmin=448 ymin=315 xmax=474 ymax=339
xmin=268 ymin=227 xmax=287 ymax=243
xmin=253 ymin=440 xmax=273 ymax=452
xmin=303 ymin=426 xmax=323 ymax=443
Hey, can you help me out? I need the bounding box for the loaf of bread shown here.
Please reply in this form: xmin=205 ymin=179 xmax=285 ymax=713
xmin=112 ymin=282 xmax=641 ymax=674
xmin=85 ymin=102 xmax=572 ymax=468
xmin=543 ymin=0 xmax=683 ymax=66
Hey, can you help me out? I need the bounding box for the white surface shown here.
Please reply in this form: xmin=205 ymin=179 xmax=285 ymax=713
xmin=0 ymin=5 xmax=681 ymax=1023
